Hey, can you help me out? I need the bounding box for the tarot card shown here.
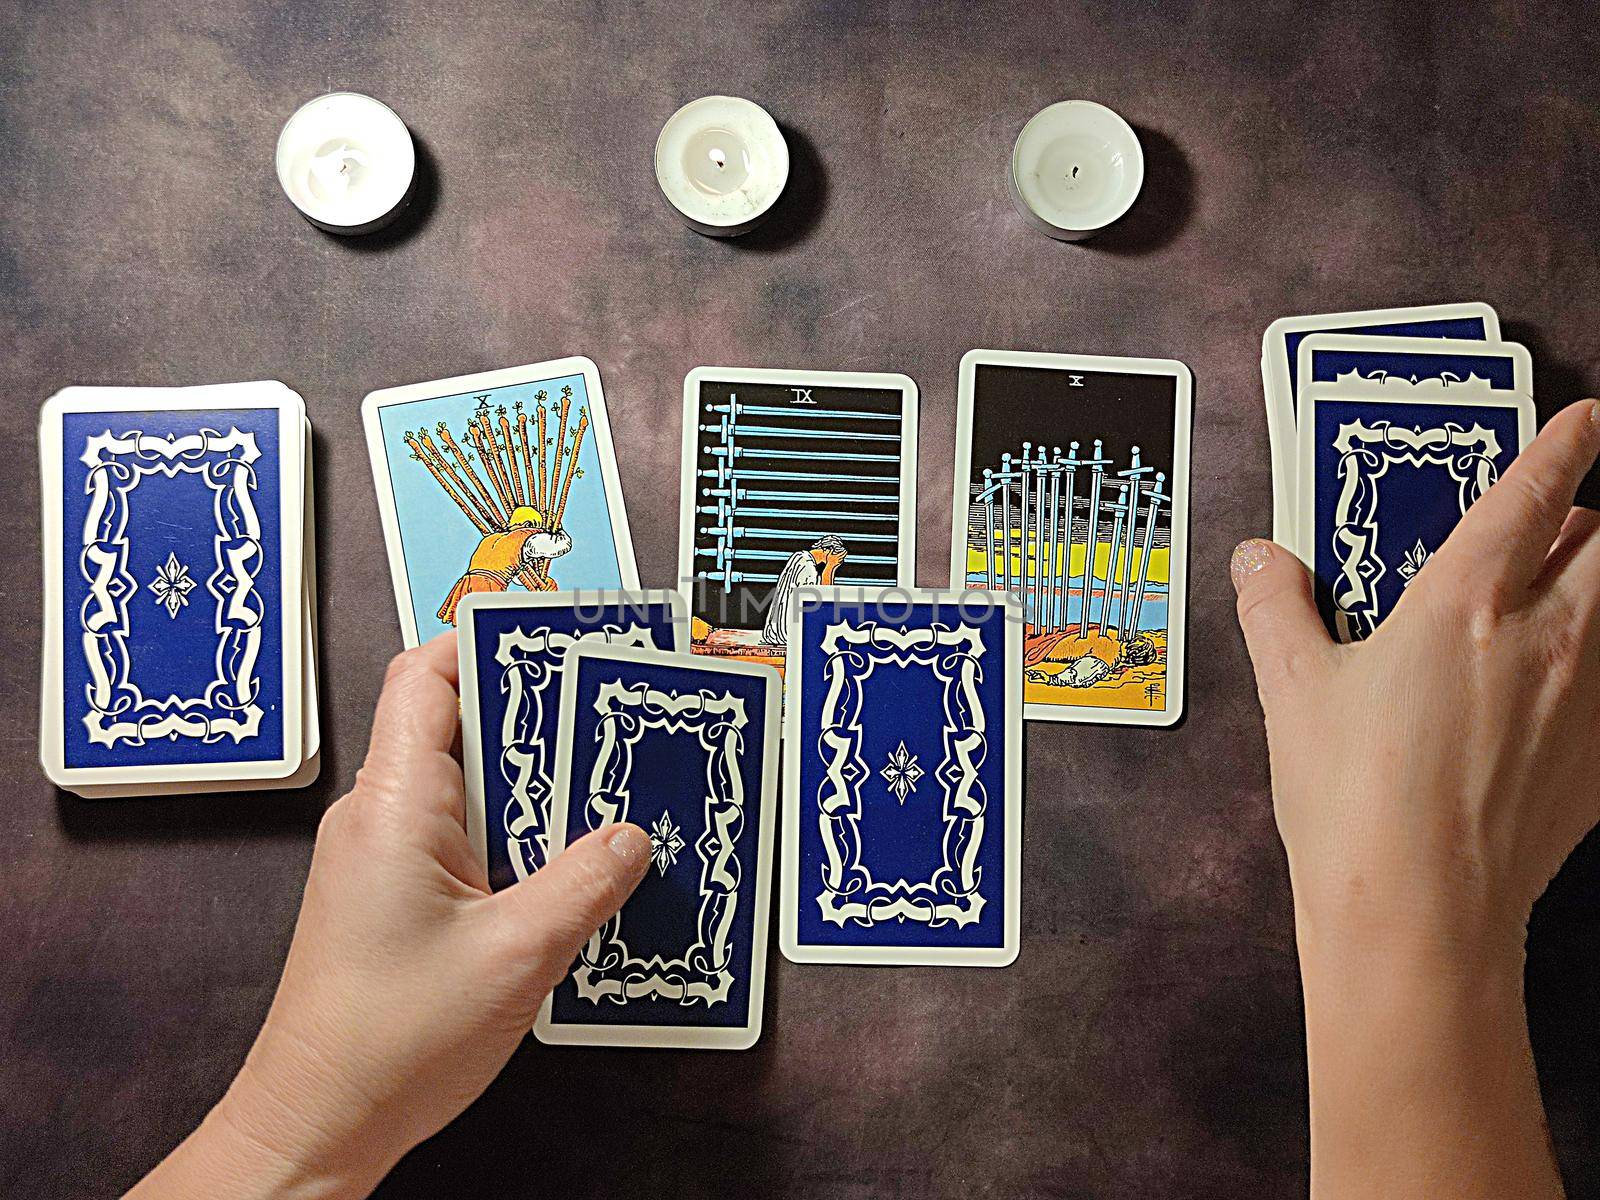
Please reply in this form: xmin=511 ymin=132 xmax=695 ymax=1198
xmin=1297 ymin=333 xmax=1531 ymax=401
xmin=363 ymin=357 xmax=639 ymax=647
xmin=39 ymin=383 xmax=306 ymax=789
xmin=1261 ymin=302 xmax=1500 ymax=544
xmin=70 ymin=417 xmax=323 ymax=798
xmin=779 ymin=587 xmax=1022 ymax=967
xmin=677 ymin=366 xmax=918 ymax=672
xmin=1295 ymin=371 xmax=1534 ymax=641
xmin=950 ymin=350 xmax=1190 ymax=727
xmin=536 ymin=643 xmax=779 ymax=1050
xmin=457 ymin=589 xmax=688 ymax=890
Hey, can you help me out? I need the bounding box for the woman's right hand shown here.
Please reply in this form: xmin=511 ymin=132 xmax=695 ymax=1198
xmin=1231 ymin=398 xmax=1600 ymax=1199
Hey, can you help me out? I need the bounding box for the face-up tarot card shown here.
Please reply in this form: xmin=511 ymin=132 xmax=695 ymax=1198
xmin=1296 ymin=368 xmax=1534 ymax=641
xmin=39 ymin=383 xmax=306 ymax=789
xmin=779 ymin=588 xmax=1022 ymax=967
xmin=950 ymin=350 xmax=1191 ymax=726
xmin=536 ymin=644 xmax=779 ymax=1049
xmin=364 ymin=357 xmax=639 ymax=647
xmin=677 ymin=367 xmax=918 ymax=672
xmin=1261 ymin=302 xmax=1500 ymax=544
xmin=457 ymin=590 xmax=688 ymax=890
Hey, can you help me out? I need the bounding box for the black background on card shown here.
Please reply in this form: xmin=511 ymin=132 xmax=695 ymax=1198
xmin=689 ymin=378 xmax=907 ymax=631
xmin=967 ymin=363 xmax=1179 ymax=487
xmin=964 ymin=363 xmax=1178 ymax=550
xmin=8 ymin=4 xmax=1600 ymax=1199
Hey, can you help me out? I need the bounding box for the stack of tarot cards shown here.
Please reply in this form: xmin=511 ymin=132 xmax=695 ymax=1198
xmin=1261 ymin=303 xmax=1535 ymax=641
xmin=38 ymin=383 xmax=320 ymax=797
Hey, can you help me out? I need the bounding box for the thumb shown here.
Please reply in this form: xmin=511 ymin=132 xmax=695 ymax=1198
xmin=1231 ymin=539 xmax=1332 ymax=702
xmin=485 ymin=823 xmax=652 ymax=1001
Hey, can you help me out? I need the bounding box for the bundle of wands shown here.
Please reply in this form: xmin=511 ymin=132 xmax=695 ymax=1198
xmin=404 ymin=386 xmax=591 ymax=539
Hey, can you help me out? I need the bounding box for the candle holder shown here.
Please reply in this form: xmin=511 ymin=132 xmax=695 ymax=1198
xmin=1009 ymin=101 xmax=1144 ymax=242
xmin=654 ymin=96 xmax=789 ymax=237
xmin=276 ymin=92 xmax=417 ymax=235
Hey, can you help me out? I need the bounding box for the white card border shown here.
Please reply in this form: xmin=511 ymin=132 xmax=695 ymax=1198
xmin=1262 ymin=302 xmax=1501 ymax=544
xmin=534 ymin=641 xmax=780 ymax=1050
xmin=39 ymin=383 xmax=306 ymax=788
xmin=361 ymin=356 xmax=640 ymax=649
xmin=778 ymin=585 xmax=1023 ymax=966
xmin=457 ymin=589 xmax=689 ymax=885
xmin=949 ymin=348 xmax=1190 ymax=727
xmin=676 ymin=366 xmax=920 ymax=612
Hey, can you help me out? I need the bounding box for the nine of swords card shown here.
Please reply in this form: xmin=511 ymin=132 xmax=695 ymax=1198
xmin=949 ymin=350 xmax=1192 ymax=728
xmin=676 ymin=367 xmax=919 ymax=672
xmin=362 ymin=356 xmax=639 ymax=647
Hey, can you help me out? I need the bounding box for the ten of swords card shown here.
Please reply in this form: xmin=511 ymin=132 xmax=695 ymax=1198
xmin=1295 ymin=344 xmax=1534 ymax=642
xmin=363 ymin=357 xmax=639 ymax=647
xmin=779 ymin=587 xmax=1022 ymax=967
xmin=39 ymin=383 xmax=306 ymax=790
xmin=1261 ymin=301 xmax=1500 ymax=546
xmin=457 ymin=590 xmax=687 ymax=890
xmin=677 ymin=367 xmax=918 ymax=672
xmin=950 ymin=350 xmax=1191 ymax=727
xmin=536 ymin=643 xmax=780 ymax=1050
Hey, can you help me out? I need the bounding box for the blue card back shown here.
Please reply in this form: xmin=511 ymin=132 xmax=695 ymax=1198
xmin=464 ymin=597 xmax=683 ymax=888
xmin=1281 ymin=314 xmax=1490 ymax=396
xmin=545 ymin=650 xmax=776 ymax=1041
xmin=1305 ymin=344 xmax=1519 ymax=391
xmin=784 ymin=593 xmax=1021 ymax=965
xmin=1307 ymin=396 xmax=1525 ymax=639
xmin=59 ymin=406 xmax=287 ymax=771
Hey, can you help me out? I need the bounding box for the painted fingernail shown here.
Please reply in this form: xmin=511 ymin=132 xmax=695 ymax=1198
xmin=605 ymin=824 xmax=651 ymax=870
xmin=1230 ymin=539 xmax=1274 ymax=592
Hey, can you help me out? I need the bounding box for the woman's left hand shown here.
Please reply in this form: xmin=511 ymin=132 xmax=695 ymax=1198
xmin=129 ymin=633 xmax=652 ymax=1199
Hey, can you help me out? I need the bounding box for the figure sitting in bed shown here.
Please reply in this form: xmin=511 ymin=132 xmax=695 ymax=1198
xmin=437 ymin=505 xmax=572 ymax=625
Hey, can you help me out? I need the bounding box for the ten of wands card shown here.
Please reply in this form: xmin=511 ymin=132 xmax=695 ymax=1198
xmin=949 ymin=350 xmax=1192 ymax=727
xmin=676 ymin=367 xmax=918 ymax=672
xmin=39 ymin=383 xmax=306 ymax=789
xmin=456 ymin=589 xmax=688 ymax=890
xmin=363 ymin=357 xmax=639 ymax=647
xmin=780 ymin=588 xmax=1022 ymax=968
xmin=536 ymin=643 xmax=780 ymax=1050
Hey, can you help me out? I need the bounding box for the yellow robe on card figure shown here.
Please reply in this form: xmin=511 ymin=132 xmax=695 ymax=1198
xmin=436 ymin=507 xmax=573 ymax=625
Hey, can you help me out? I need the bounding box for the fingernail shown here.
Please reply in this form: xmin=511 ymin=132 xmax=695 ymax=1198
xmin=605 ymin=824 xmax=651 ymax=870
xmin=1587 ymin=399 xmax=1600 ymax=426
xmin=1231 ymin=539 xmax=1274 ymax=592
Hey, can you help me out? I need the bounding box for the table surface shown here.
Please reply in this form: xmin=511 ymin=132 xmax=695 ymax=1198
xmin=6 ymin=2 xmax=1600 ymax=1196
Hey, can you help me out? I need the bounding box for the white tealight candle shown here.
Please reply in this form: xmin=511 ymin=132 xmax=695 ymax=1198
xmin=654 ymin=96 xmax=789 ymax=236
xmin=276 ymin=92 xmax=416 ymax=235
xmin=1009 ymin=101 xmax=1144 ymax=241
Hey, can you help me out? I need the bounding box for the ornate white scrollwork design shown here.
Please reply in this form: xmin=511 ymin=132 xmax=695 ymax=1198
xmin=78 ymin=427 xmax=266 ymax=747
xmin=813 ymin=621 xmax=990 ymax=930
xmin=572 ymin=683 xmax=748 ymax=1007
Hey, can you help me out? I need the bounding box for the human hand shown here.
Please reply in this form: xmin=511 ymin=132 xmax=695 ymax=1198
xmin=129 ymin=633 xmax=652 ymax=1199
xmin=1234 ymin=399 xmax=1600 ymax=965
xmin=1233 ymin=398 xmax=1600 ymax=1198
